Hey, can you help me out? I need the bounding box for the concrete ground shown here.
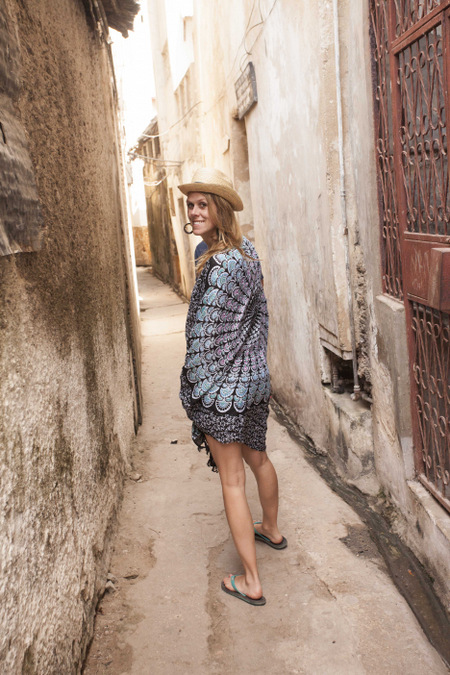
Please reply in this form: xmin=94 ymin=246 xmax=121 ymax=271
xmin=84 ymin=269 xmax=447 ymax=675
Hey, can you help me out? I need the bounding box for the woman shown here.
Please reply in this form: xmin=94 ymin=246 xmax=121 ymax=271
xmin=179 ymin=168 xmax=286 ymax=606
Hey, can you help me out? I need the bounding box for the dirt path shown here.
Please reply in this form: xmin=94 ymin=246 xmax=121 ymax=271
xmin=84 ymin=268 xmax=446 ymax=675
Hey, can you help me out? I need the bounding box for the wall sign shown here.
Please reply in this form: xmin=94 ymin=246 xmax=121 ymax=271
xmin=235 ymin=62 xmax=257 ymax=120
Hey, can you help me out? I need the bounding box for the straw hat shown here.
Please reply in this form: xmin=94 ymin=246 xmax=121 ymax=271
xmin=178 ymin=167 xmax=244 ymax=211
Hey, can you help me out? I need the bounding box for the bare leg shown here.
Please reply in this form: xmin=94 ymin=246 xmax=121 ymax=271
xmin=241 ymin=446 xmax=283 ymax=544
xmin=205 ymin=435 xmax=263 ymax=600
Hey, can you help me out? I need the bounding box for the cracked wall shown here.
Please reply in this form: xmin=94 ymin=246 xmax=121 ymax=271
xmin=0 ymin=0 xmax=137 ymax=672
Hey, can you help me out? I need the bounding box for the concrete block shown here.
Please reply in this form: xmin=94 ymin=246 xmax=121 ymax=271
xmin=324 ymin=388 xmax=379 ymax=496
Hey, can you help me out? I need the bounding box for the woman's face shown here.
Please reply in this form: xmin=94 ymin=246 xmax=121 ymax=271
xmin=187 ymin=192 xmax=217 ymax=242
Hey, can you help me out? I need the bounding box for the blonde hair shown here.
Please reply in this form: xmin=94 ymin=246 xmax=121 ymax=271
xmin=195 ymin=193 xmax=246 ymax=274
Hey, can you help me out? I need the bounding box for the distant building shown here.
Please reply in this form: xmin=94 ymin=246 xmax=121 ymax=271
xmin=133 ymin=118 xmax=188 ymax=293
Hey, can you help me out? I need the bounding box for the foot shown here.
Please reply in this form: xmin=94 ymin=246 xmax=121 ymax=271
xmin=222 ymin=573 xmax=263 ymax=600
xmin=254 ymin=521 xmax=284 ymax=545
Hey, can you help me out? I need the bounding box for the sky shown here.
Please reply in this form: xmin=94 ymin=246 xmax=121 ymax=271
xmin=111 ymin=0 xmax=156 ymax=148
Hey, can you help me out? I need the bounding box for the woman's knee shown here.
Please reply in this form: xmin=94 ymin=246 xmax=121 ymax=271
xmin=219 ymin=462 xmax=246 ymax=490
xmin=242 ymin=447 xmax=269 ymax=471
xmin=206 ymin=437 xmax=246 ymax=487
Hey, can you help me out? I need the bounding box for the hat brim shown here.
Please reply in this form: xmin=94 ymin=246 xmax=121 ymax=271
xmin=178 ymin=182 xmax=244 ymax=211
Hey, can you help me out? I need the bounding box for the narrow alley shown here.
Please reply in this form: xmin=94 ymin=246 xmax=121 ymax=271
xmin=84 ymin=269 xmax=446 ymax=675
xmin=2 ymin=1 xmax=450 ymax=672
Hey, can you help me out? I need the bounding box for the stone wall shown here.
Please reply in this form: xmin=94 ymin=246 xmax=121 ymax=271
xmin=0 ymin=0 xmax=139 ymax=671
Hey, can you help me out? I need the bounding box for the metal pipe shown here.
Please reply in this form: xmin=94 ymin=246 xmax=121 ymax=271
xmin=332 ymin=0 xmax=361 ymax=401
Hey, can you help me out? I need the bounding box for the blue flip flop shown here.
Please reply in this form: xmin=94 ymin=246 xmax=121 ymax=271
xmin=254 ymin=521 xmax=288 ymax=549
xmin=221 ymin=575 xmax=266 ymax=606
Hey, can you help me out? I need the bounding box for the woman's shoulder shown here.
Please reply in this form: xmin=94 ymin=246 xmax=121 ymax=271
xmin=211 ymin=237 xmax=258 ymax=264
xmin=241 ymin=237 xmax=259 ymax=258
xmin=195 ymin=240 xmax=208 ymax=262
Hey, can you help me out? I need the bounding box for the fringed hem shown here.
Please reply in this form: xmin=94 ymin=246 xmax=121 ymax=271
xmin=191 ymin=423 xmax=268 ymax=473
xmin=186 ymin=403 xmax=269 ymax=472
xmin=192 ymin=426 xmax=218 ymax=472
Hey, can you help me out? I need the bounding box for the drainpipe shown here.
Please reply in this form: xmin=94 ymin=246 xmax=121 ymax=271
xmin=332 ymin=0 xmax=361 ymax=401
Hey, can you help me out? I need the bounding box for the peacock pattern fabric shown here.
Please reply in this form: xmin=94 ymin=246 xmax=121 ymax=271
xmin=180 ymin=237 xmax=271 ymax=471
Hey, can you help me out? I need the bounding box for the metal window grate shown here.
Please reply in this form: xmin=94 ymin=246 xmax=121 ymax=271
xmin=398 ymin=24 xmax=449 ymax=235
xmin=394 ymin=0 xmax=444 ymax=37
xmin=370 ymin=0 xmax=404 ymax=299
xmin=370 ymin=0 xmax=450 ymax=512
xmin=412 ymin=302 xmax=450 ymax=508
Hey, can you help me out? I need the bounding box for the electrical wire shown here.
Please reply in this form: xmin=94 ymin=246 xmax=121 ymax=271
xmin=144 ymin=174 xmax=167 ymax=187
xmin=128 ymin=152 xmax=183 ymax=165
xmin=243 ymin=0 xmax=279 ymax=59
xmin=145 ymin=173 xmax=169 ymax=199
xmin=199 ymin=0 xmax=280 ymax=118
xmin=136 ymin=0 xmax=279 ymax=141
xmin=200 ymin=0 xmax=260 ymax=117
xmin=138 ymin=99 xmax=203 ymax=141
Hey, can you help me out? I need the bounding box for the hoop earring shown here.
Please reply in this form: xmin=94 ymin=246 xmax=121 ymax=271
xmin=183 ymin=223 xmax=193 ymax=235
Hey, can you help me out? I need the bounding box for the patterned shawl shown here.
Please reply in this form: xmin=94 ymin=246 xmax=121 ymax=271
xmin=180 ymin=237 xmax=271 ymax=467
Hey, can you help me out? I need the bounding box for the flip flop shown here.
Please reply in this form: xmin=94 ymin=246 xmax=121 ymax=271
xmin=254 ymin=521 xmax=288 ymax=550
xmin=221 ymin=575 xmax=266 ymax=606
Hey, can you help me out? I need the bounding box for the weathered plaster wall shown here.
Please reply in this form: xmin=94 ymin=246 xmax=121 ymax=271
xmin=0 ymin=0 xmax=137 ymax=671
xmin=128 ymin=161 xmax=151 ymax=266
xmin=232 ymin=0 xmax=360 ymax=454
xmin=145 ymin=168 xmax=182 ymax=288
xmin=132 ymin=224 xmax=152 ymax=266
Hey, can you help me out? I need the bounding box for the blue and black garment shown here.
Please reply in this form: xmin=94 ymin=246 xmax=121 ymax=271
xmin=180 ymin=237 xmax=271 ymax=471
